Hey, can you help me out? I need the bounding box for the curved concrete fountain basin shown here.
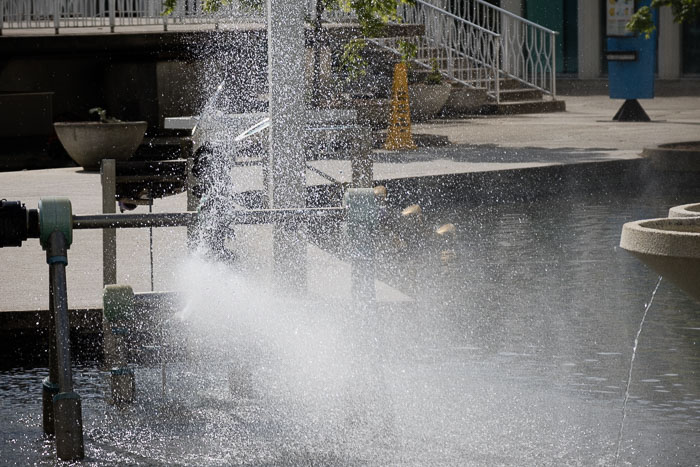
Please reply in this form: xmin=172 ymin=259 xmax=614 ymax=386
xmin=620 ymin=216 xmax=700 ymax=302
xmin=669 ymin=202 xmax=700 ymax=218
xmin=642 ymin=141 xmax=700 ymax=171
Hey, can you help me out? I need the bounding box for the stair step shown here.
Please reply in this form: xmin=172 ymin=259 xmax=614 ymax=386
xmin=479 ymin=99 xmax=566 ymax=115
xmin=498 ymin=88 xmax=544 ymax=101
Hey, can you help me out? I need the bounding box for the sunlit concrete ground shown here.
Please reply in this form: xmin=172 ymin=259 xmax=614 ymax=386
xmin=1 ymin=94 xmax=699 ymax=312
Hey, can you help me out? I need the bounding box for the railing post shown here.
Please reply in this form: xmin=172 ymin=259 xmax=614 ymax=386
xmin=502 ymin=15 xmax=509 ymax=75
xmin=109 ymin=0 xmax=115 ymax=32
xmin=494 ymin=36 xmax=501 ymax=104
xmin=550 ymin=32 xmax=557 ymax=97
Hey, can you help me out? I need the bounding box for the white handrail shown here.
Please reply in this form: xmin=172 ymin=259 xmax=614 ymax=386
xmin=386 ymin=0 xmax=558 ymax=101
xmin=0 ymin=0 xmax=265 ymax=33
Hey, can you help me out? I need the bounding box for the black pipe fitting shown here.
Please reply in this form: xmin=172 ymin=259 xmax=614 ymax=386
xmin=0 ymin=200 xmax=38 ymax=247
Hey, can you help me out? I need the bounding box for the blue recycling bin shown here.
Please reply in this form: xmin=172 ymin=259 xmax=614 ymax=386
xmin=606 ymin=0 xmax=657 ymax=120
xmin=607 ymin=34 xmax=656 ymax=99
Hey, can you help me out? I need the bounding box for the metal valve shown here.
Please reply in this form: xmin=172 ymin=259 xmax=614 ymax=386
xmin=0 ymin=199 xmax=39 ymax=247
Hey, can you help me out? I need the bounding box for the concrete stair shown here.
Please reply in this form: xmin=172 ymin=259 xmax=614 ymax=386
xmin=360 ymin=42 xmax=565 ymax=117
xmin=444 ymin=78 xmax=565 ymax=116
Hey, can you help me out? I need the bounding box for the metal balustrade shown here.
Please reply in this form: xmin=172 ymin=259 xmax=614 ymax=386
xmin=401 ymin=0 xmax=556 ymax=102
xmin=373 ymin=0 xmax=557 ymax=103
xmin=0 ymin=0 xmax=265 ymax=34
xmin=1 ymin=0 xmax=556 ymax=103
xmin=373 ymin=1 xmax=502 ymax=101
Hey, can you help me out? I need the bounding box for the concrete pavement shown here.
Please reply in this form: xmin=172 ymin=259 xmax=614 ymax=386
xmin=1 ymin=94 xmax=699 ymax=314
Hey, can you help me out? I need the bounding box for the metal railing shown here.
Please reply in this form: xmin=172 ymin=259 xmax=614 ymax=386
xmin=419 ymin=0 xmax=556 ymax=100
xmin=374 ymin=0 xmax=557 ymax=103
xmin=374 ymin=0 xmax=502 ymax=101
xmin=0 ymin=0 xmax=264 ymax=34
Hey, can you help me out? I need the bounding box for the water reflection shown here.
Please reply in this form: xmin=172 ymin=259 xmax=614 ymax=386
xmin=1 ymin=190 xmax=699 ymax=465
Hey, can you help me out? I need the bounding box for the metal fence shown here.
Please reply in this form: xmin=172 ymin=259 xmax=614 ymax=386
xmin=374 ymin=0 xmax=557 ymax=103
xmin=0 ymin=0 xmax=265 ymax=34
xmin=417 ymin=0 xmax=558 ymax=99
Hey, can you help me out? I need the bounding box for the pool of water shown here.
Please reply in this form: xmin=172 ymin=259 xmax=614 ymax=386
xmin=1 ymin=187 xmax=699 ymax=466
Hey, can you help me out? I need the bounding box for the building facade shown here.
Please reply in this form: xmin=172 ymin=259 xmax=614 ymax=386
xmin=499 ymin=0 xmax=699 ymax=79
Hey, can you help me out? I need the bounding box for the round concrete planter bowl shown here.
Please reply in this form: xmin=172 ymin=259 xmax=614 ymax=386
xmin=409 ymin=83 xmax=451 ymax=121
xmin=642 ymin=141 xmax=700 ymax=172
xmin=54 ymin=121 xmax=147 ymax=171
xmin=620 ymin=216 xmax=700 ymax=302
xmin=669 ymin=202 xmax=700 ymax=218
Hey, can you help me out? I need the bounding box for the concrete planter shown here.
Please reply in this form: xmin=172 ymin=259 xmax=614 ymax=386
xmin=620 ymin=216 xmax=700 ymax=303
xmin=408 ymin=83 xmax=451 ymax=121
xmin=443 ymin=85 xmax=488 ymax=115
xmin=54 ymin=121 xmax=147 ymax=170
xmin=642 ymin=141 xmax=700 ymax=172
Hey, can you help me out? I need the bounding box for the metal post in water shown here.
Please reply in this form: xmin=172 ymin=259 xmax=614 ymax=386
xmin=344 ymin=188 xmax=378 ymax=311
xmin=186 ymin=157 xmax=198 ymax=248
xmin=39 ymin=196 xmax=84 ymax=461
xmin=268 ymin=0 xmax=308 ymax=292
xmin=103 ymin=285 xmax=136 ymax=405
xmin=42 ymin=266 xmax=60 ymax=436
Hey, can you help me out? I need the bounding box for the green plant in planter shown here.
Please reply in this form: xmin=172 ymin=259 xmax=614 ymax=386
xmin=424 ymin=58 xmax=443 ymax=85
xmin=89 ymin=107 xmax=122 ymax=123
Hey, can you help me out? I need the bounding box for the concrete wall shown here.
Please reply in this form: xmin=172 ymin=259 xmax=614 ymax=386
xmin=0 ymin=29 xmax=268 ymax=135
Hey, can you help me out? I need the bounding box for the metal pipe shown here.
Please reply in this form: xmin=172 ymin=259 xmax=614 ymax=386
xmin=75 ymin=212 xmax=197 ymax=229
xmin=102 ymin=159 xmax=117 ymax=286
xmin=47 ymin=231 xmax=73 ymax=393
xmin=46 ymin=229 xmax=85 ymax=460
xmin=43 ymin=263 xmax=59 ymax=436
xmin=72 ymin=207 xmax=345 ymax=230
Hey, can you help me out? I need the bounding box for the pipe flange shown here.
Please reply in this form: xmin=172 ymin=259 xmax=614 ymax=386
xmin=38 ymin=197 xmax=73 ymax=250
xmin=103 ymin=285 xmax=134 ymax=323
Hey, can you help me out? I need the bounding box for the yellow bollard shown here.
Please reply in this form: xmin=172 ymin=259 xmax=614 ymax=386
xmin=384 ymin=62 xmax=417 ymax=150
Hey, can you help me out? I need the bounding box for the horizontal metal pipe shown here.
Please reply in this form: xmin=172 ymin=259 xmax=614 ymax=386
xmin=72 ymin=207 xmax=346 ymax=230
xmin=73 ymin=212 xmax=197 ymax=229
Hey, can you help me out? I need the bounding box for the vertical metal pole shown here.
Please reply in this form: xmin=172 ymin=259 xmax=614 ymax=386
xmin=42 ymin=265 xmax=60 ymax=436
xmin=47 ymin=231 xmax=85 ymax=461
xmin=48 ymin=232 xmax=73 ymax=393
xmin=108 ymin=0 xmax=115 ymax=32
xmin=550 ymin=31 xmax=557 ymax=97
xmin=102 ymin=159 xmax=117 ymax=286
xmin=54 ymin=0 xmax=59 ymax=34
xmin=344 ymin=188 xmax=377 ymax=312
xmin=186 ymin=156 xmax=197 ymax=248
xmin=350 ymin=126 xmax=373 ymax=188
xmin=494 ymin=35 xmax=501 ymax=104
xmin=502 ymin=15 xmax=509 ymax=75
xmin=149 ymin=199 xmax=154 ymax=291
xmin=268 ymin=0 xmax=308 ymax=292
